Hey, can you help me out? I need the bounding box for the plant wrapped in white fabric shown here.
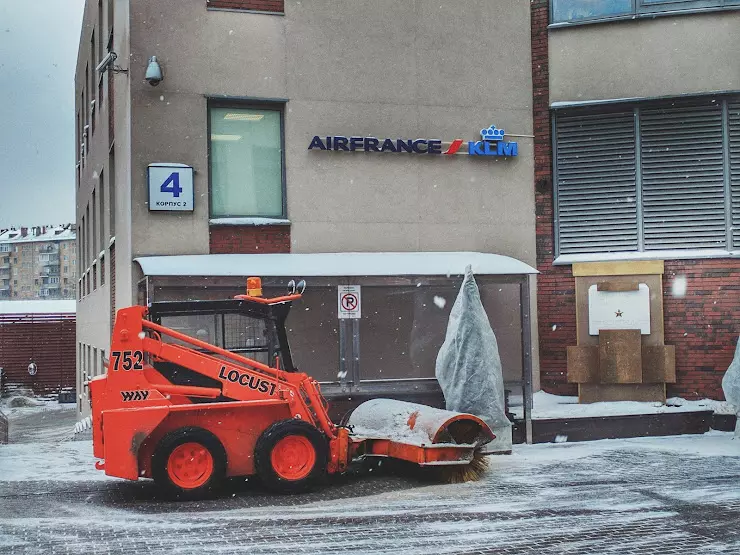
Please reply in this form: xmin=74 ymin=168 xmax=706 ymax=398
xmin=435 ymin=266 xmax=511 ymax=443
xmin=721 ymin=337 xmax=740 ymax=438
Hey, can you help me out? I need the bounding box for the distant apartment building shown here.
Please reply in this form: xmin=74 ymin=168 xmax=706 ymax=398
xmin=0 ymin=225 xmax=77 ymax=300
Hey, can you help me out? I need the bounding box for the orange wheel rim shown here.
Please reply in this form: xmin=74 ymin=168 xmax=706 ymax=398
xmin=270 ymin=435 xmax=316 ymax=481
xmin=167 ymin=442 xmax=214 ymax=489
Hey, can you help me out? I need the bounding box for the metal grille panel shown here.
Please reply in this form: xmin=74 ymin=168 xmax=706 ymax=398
xmin=640 ymin=103 xmax=726 ymax=250
xmin=729 ymin=100 xmax=740 ymax=248
xmin=556 ymin=111 xmax=638 ymax=254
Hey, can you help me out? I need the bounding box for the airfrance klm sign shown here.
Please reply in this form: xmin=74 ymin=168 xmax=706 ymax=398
xmin=308 ymin=125 xmax=518 ymax=158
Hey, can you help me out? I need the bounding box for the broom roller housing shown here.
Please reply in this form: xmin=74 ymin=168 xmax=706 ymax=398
xmin=89 ymin=278 xmax=494 ymax=499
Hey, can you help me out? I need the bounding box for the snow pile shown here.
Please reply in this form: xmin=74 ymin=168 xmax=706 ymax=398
xmin=0 ymin=299 xmax=76 ymax=315
xmin=509 ymin=391 xmax=728 ymax=420
xmin=136 ymin=251 xmax=538 ymax=278
xmin=348 ymin=399 xmax=438 ymax=445
xmin=435 ymin=267 xmax=510 ymax=452
xmin=6 ymin=396 xmax=44 ymax=408
xmin=721 ymin=336 xmax=740 ymax=437
xmin=667 ymin=397 xmax=735 ymax=415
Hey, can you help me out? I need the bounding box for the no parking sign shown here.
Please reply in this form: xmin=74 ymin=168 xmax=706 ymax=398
xmin=338 ymin=285 xmax=361 ymax=319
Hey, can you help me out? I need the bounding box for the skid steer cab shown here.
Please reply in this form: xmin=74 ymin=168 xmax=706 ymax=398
xmin=90 ymin=278 xmax=494 ymax=499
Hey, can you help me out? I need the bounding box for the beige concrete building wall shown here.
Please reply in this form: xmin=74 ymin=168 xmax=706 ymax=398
xmin=125 ymin=0 xmax=539 ymax=385
xmin=76 ymin=0 xmax=539 ymax=413
xmin=75 ymin=0 xmax=128 ymax=415
xmin=550 ymin=12 xmax=740 ymax=104
xmin=127 ymin=0 xmax=535 ymax=264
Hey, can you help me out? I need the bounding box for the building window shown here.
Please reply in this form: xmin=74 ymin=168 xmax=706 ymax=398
xmin=100 ymin=254 xmax=105 ymax=285
xmin=92 ymin=189 xmax=97 ymax=259
xmin=109 ymin=148 xmax=116 ymax=238
xmin=552 ymin=0 xmax=633 ymax=22
xmin=99 ymin=170 xmax=105 ymax=249
xmin=553 ymin=95 xmax=740 ymax=258
xmin=209 ymin=104 xmax=285 ymax=218
xmin=93 ymin=262 xmax=97 ymax=290
xmin=552 ymin=0 xmax=740 ymax=24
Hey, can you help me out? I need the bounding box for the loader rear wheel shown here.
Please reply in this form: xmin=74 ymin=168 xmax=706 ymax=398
xmin=255 ymin=420 xmax=328 ymax=493
xmin=152 ymin=427 xmax=226 ymax=500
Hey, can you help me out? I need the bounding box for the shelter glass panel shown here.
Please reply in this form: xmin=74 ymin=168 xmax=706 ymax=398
xmin=359 ymin=285 xmax=458 ymax=381
xmin=279 ymin=287 xmax=340 ymax=383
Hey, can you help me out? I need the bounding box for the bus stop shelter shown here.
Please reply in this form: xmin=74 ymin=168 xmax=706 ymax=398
xmin=135 ymin=252 xmax=538 ymax=442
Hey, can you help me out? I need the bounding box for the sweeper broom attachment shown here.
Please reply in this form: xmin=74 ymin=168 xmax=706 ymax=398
xmin=346 ymin=399 xmax=493 ymax=483
xmin=89 ymin=278 xmax=494 ymax=499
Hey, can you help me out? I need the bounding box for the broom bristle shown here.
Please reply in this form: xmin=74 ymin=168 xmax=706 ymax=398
xmin=433 ymin=451 xmax=489 ymax=484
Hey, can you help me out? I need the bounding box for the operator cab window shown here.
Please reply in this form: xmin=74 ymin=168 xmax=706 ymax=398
xmin=158 ymin=313 xmax=281 ymax=367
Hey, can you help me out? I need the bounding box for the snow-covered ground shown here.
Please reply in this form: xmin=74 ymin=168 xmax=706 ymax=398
xmin=2 ymin=399 xmax=740 ymax=554
xmin=1 ymin=398 xmax=77 ymax=444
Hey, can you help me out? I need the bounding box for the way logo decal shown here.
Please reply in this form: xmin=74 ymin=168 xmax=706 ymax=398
xmin=121 ymin=390 xmax=150 ymax=402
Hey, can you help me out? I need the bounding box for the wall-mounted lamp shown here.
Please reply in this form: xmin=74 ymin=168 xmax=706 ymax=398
xmin=145 ymin=56 xmax=163 ymax=87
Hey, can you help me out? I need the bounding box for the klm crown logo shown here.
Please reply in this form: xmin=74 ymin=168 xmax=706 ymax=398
xmin=480 ymin=125 xmax=505 ymax=142
xmin=469 ymin=124 xmax=518 ymax=157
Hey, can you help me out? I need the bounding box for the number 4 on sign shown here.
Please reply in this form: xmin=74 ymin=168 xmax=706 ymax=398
xmin=160 ymin=172 xmax=183 ymax=198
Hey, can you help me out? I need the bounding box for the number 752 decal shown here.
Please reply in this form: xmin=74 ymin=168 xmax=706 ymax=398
xmin=111 ymin=350 xmax=144 ymax=371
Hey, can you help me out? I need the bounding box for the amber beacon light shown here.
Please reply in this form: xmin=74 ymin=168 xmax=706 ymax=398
xmin=246 ymin=277 xmax=263 ymax=297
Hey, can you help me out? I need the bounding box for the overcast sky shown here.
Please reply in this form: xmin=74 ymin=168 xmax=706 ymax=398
xmin=0 ymin=0 xmax=85 ymax=228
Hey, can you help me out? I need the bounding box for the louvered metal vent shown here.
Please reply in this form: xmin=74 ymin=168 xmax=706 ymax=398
xmin=555 ymin=112 xmax=637 ymax=254
xmin=729 ymin=100 xmax=740 ymax=248
xmin=640 ymin=103 xmax=726 ymax=250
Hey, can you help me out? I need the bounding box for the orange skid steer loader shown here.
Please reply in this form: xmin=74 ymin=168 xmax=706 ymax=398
xmin=90 ymin=279 xmax=493 ymax=499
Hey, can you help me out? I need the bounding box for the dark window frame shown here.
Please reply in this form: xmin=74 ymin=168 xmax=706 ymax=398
xmin=550 ymin=0 xmax=740 ymax=26
xmin=207 ymin=97 xmax=288 ymax=220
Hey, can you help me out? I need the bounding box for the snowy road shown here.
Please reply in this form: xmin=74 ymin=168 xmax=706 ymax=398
xmin=1 ymin=407 xmax=740 ymax=554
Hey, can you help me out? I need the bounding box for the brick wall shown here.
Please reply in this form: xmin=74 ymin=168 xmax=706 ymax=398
xmin=0 ymin=314 xmax=76 ymax=395
xmin=531 ymin=0 xmax=579 ymax=396
xmin=663 ymin=259 xmax=740 ymax=400
xmin=209 ymin=225 xmax=291 ymax=254
xmin=531 ymin=0 xmax=740 ymax=400
xmin=206 ymin=0 xmax=284 ymax=12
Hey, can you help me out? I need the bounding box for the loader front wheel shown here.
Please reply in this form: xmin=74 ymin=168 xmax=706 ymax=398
xmin=255 ymin=420 xmax=328 ymax=493
xmin=152 ymin=427 xmax=226 ymax=500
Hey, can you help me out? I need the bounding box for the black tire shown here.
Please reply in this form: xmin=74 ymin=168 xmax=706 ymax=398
xmin=152 ymin=427 xmax=227 ymax=501
xmin=254 ymin=419 xmax=329 ymax=493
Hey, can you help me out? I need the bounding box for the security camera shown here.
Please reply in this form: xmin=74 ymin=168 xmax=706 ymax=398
xmin=145 ymin=56 xmax=163 ymax=86
xmin=95 ymin=51 xmax=115 ymax=74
